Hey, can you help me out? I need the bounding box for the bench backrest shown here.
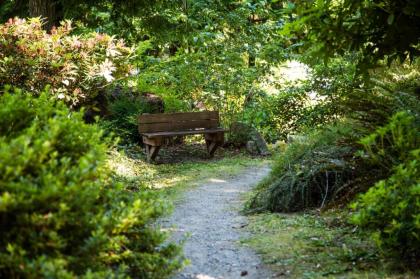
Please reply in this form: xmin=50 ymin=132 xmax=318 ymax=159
xmin=138 ymin=111 xmax=220 ymax=133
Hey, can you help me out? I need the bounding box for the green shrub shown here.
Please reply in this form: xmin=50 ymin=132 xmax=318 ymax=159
xmin=101 ymin=92 xmax=162 ymax=144
xmin=242 ymin=88 xmax=310 ymax=142
xmin=247 ymin=92 xmax=338 ymax=143
xmin=240 ymin=56 xmax=358 ymax=142
xmin=0 ymin=89 xmax=181 ymax=278
xmin=246 ymin=121 xmax=362 ymax=212
xmin=339 ymin=60 xmax=420 ymax=130
xmin=0 ymin=18 xmax=132 ymax=108
xmin=351 ymin=151 xmax=419 ymax=261
xmin=359 ymin=111 xmax=419 ymax=169
xmin=137 ymin=80 xmax=190 ymax=113
xmin=351 ymin=111 xmax=420 ymax=261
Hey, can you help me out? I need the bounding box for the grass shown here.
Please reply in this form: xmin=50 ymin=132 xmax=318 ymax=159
xmin=107 ymin=143 xmax=271 ymax=202
xmin=241 ymin=210 xmax=418 ymax=278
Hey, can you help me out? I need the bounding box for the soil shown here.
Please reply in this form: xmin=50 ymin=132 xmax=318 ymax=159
xmin=161 ymin=165 xmax=273 ymax=279
xmin=154 ymin=143 xmax=244 ymax=164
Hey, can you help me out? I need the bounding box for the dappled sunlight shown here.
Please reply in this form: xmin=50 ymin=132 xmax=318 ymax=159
xmin=112 ymin=162 xmax=136 ymax=177
xmin=153 ymin=176 xmax=189 ymax=189
xmin=107 ymin=149 xmax=158 ymax=179
xmin=196 ymin=274 xmax=218 ymax=279
xmin=160 ymin=227 xmax=187 ymax=233
xmin=260 ymin=60 xmax=310 ymax=95
xmin=208 ymin=178 xmax=227 ymax=183
xmin=106 ymin=145 xmax=269 ymax=197
xmin=279 ymin=60 xmax=310 ymax=82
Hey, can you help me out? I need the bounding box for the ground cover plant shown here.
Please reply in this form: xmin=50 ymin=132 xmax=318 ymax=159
xmin=243 ymin=211 xmax=419 ymax=278
xmin=246 ymin=121 xmax=362 ymax=213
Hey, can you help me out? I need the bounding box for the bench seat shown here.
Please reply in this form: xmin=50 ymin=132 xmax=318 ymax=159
xmin=142 ymin=128 xmax=226 ymax=138
xmin=138 ymin=111 xmax=225 ymax=162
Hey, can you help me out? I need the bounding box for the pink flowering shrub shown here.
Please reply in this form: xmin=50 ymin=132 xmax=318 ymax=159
xmin=0 ymin=17 xmax=133 ymax=107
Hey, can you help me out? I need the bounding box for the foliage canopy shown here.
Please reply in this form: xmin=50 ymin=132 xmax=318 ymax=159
xmin=285 ymin=0 xmax=420 ymax=69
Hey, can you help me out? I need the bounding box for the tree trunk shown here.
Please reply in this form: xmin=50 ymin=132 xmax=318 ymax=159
xmin=248 ymin=54 xmax=256 ymax=67
xmin=28 ymin=0 xmax=58 ymax=31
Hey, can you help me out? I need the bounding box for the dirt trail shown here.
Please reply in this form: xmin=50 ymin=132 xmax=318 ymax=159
xmin=161 ymin=165 xmax=273 ymax=279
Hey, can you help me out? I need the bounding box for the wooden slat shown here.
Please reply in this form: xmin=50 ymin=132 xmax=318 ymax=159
xmin=141 ymin=128 xmax=226 ymax=138
xmin=139 ymin=111 xmax=219 ymax=124
xmin=139 ymin=119 xmax=219 ymax=133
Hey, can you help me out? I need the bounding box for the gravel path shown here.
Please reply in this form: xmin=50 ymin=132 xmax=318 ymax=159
xmin=162 ymin=165 xmax=273 ymax=279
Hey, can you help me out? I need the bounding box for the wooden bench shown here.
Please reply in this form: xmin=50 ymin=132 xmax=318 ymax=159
xmin=138 ymin=111 xmax=225 ymax=162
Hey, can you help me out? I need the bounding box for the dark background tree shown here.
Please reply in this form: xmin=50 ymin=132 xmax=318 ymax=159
xmin=28 ymin=0 xmax=61 ymax=29
xmin=0 ymin=0 xmax=159 ymax=31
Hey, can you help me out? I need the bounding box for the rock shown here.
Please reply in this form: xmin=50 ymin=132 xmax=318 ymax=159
xmin=241 ymin=270 xmax=248 ymax=276
xmin=246 ymin=141 xmax=258 ymax=155
xmin=228 ymin=122 xmax=270 ymax=156
xmin=228 ymin=122 xmax=252 ymax=147
xmin=251 ymin=130 xmax=270 ymax=156
xmin=138 ymin=92 xmax=164 ymax=113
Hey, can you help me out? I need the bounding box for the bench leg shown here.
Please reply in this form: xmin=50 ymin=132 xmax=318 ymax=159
xmin=143 ymin=136 xmax=163 ymax=162
xmin=205 ymin=140 xmax=218 ymax=156
xmin=145 ymin=145 xmax=161 ymax=162
xmin=205 ymin=132 xmax=224 ymax=157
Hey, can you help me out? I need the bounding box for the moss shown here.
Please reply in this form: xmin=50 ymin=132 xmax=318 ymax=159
xmin=242 ymin=211 xmax=418 ymax=278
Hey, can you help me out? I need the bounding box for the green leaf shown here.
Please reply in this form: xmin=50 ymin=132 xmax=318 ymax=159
xmin=387 ymin=14 xmax=394 ymax=25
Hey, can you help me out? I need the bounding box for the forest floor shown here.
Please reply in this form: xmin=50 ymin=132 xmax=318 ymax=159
xmin=108 ymin=143 xmax=418 ymax=279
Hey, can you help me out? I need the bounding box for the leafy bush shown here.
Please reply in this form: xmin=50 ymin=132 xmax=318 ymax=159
xmin=246 ymin=60 xmax=420 ymax=213
xmin=240 ymin=56 xmax=359 ymax=143
xmin=359 ymin=111 xmax=419 ymax=169
xmin=351 ymin=111 xmax=420 ymax=261
xmin=135 ymin=29 xmax=274 ymax=129
xmin=101 ymin=91 xmax=165 ymax=144
xmin=137 ymin=81 xmax=189 ymax=113
xmin=0 ymin=17 xmax=132 ymax=108
xmin=352 ymin=152 xmax=419 ymax=261
xmin=242 ymin=88 xmax=309 ymax=142
xmin=0 ymin=89 xmax=181 ymax=278
xmin=242 ymin=87 xmax=339 ymax=143
xmin=339 ymin=60 xmax=420 ymax=130
xmin=246 ymin=122 xmax=362 ymax=212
